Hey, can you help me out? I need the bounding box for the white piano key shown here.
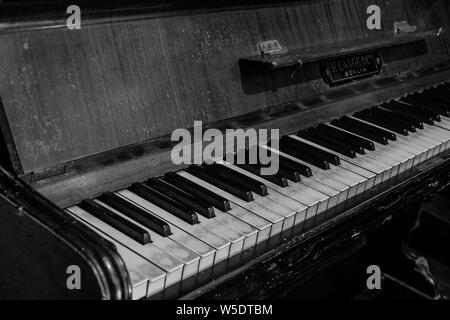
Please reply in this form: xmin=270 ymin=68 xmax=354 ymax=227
xmin=402 ymin=130 xmax=441 ymax=158
xmin=299 ymin=160 xmax=360 ymax=200
xmin=365 ymin=106 xmax=448 ymax=157
xmin=435 ymin=117 xmax=450 ymax=131
xmin=274 ymin=150 xmax=345 ymax=208
xmin=167 ymin=212 xmax=245 ymax=260
xmin=347 ymin=116 xmax=435 ymax=164
xmin=320 ymin=148 xmax=377 ymax=190
xmin=277 ymin=148 xmax=359 ymax=202
xmin=332 ymin=121 xmax=418 ymax=172
xmin=315 ymin=160 xmax=369 ymax=195
xmin=353 ymin=136 xmax=414 ymax=174
xmin=95 ymin=200 xmax=200 ymax=280
xmin=326 ymin=123 xmax=417 ymax=174
xmin=288 ymin=134 xmax=395 ymax=182
xmin=67 ymin=206 xmax=184 ymax=288
xmin=259 ymin=146 xmax=331 ymax=219
xmin=113 ymin=191 xmax=218 ymax=272
xmin=117 ymin=189 xmax=231 ymax=264
xmin=199 ymin=207 xmax=258 ymax=252
xmin=419 ymin=124 xmax=450 ymax=151
xmin=362 ymin=122 xmax=437 ymax=164
xmin=223 ymin=205 xmax=273 ymax=244
xmin=279 ymin=180 xmax=329 ymax=221
xmin=69 ymin=211 xmax=166 ymax=299
xmin=217 ymin=161 xmax=302 ymax=230
xmin=178 ymin=171 xmax=285 ymax=237
xmin=170 ymin=173 xmax=273 ymax=245
xmin=361 ymin=118 xmax=443 ymax=163
xmin=220 ymin=161 xmax=309 ymax=227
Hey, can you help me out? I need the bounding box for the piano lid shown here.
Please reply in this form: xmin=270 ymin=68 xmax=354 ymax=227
xmin=0 ymin=0 xmax=449 ymax=175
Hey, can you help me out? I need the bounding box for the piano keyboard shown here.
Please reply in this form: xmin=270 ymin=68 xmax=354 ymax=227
xmin=67 ymin=83 xmax=450 ymax=299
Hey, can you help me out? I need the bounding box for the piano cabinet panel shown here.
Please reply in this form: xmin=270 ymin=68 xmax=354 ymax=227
xmin=0 ymin=0 xmax=449 ymax=175
xmin=0 ymin=167 xmax=132 ymax=299
xmin=0 ymin=200 xmax=99 ymax=299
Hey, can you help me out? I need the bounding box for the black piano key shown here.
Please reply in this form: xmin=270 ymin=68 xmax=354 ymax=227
xmin=309 ymin=126 xmax=367 ymax=154
xmin=423 ymin=88 xmax=450 ymax=103
xmin=435 ymin=89 xmax=450 ymax=101
xmin=440 ymin=83 xmax=450 ymax=91
xmin=298 ymin=129 xmax=358 ymax=158
xmin=400 ymin=96 xmax=441 ymax=122
xmin=201 ymin=162 xmax=264 ymax=196
xmin=238 ymin=146 xmax=280 ymax=171
xmin=383 ymin=101 xmax=428 ymax=129
xmin=319 ymin=123 xmax=375 ymax=151
xmin=385 ymin=101 xmax=434 ymax=126
xmin=79 ymin=199 xmax=152 ymax=245
xmin=235 ymin=162 xmax=289 ymax=187
xmin=281 ymin=136 xmax=340 ymax=167
xmin=207 ymin=163 xmax=268 ymax=196
xmin=187 ymin=165 xmax=254 ymax=202
xmin=279 ymin=155 xmax=313 ymax=177
xmin=361 ymin=108 xmax=414 ymax=133
xmin=371 ymin=107 xmax=419 ymax=132
xmin=130 ymin=182 xmax=199 ymax=225
xmin=380 ymin=106 xmax=424 ymax=129
xmin=259 ymin=150 xmax=308 ymax=182
xmin=353 ymin=111 xmax=409 ymax=136
xmin=301 ymin=128 xmax=359 ymax=157
xmin=279 ymin=139 xmax=330 ymax=170
xmin=420 ymin=91 xmax=450 ymax=109
xmin=279 ymin=164 xmax=301 ymax=182
xmin=430 ymin=104 xmax=450 ymax=117
xmin=330 ymin=118 xmax=389 ymax=145
xmin=419 ymin=95 xmax=450 ymax=117
xmin=374 ymin=105 xmax=423 ymax=130
xmin=432 ymin=88 xmax=450 ymax=103
xmin=339 ymin=116 xmax=397 ymax=141
xmin=235 ymin=149 xmax=289 ymax=186
xmin=399 ymin=95 xmax=438 ymax=117
xmin=146 ymin=178 xmax=215 ymax=218
xmin=164 ymin=172 xmax=231 ymax=211
xmin=232 ymin=150 xmax=289 ymax=187
xmin=98 ymin=191 xmax=172 ymax=236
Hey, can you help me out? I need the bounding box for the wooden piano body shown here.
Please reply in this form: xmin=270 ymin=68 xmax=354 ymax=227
xmin=0 ymin=0 xmax=450 ymax=299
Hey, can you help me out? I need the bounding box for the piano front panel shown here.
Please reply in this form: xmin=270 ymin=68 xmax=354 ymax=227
xmin=0 ymin=0 xmax=449 ymax=173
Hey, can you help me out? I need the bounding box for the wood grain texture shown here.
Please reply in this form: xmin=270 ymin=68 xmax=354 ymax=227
xmin=0 ymin=0 xmax=449 ymax=173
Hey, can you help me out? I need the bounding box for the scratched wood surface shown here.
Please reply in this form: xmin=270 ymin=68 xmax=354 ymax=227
xmin=0 ymin=0 xmax=449 ymax=174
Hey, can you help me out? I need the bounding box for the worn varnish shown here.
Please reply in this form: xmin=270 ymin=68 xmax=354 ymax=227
xmin=0 ymin=0 xmax=449 ymax=175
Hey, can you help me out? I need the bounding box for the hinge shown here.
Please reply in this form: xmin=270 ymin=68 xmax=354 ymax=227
xmin=257 ymin=40 xmax=287 ymax=56
xmin=394 ymin=21 xmax=417 ymax=35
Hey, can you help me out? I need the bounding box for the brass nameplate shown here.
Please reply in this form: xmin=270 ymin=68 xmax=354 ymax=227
xmin=321 ymin=51 xmax=382 ymax=86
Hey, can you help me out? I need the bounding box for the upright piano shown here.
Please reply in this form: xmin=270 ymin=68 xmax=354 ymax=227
xmin=0 ymin=0 xmax=450 ymax=299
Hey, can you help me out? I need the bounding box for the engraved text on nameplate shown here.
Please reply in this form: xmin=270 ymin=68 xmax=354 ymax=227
xmin=321 ymin=51 xmax=382 ymax=86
